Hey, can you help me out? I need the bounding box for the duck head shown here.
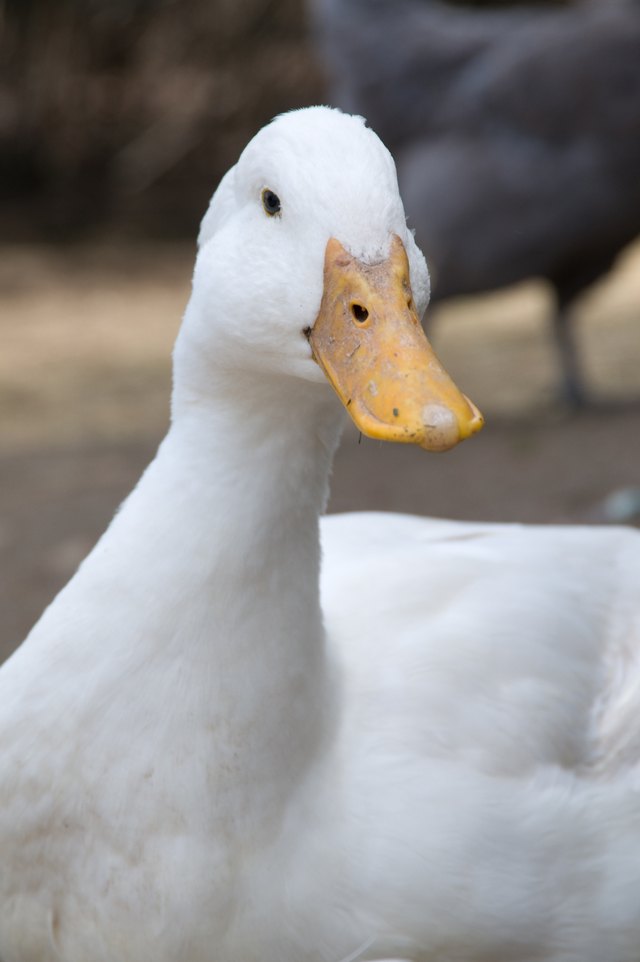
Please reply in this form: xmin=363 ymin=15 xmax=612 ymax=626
xmin=178 ymin=106 xmax=482 ymax=452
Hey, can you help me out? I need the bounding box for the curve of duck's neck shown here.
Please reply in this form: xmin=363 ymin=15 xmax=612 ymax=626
xmin=123 ymin=350 xmax=344 ymax=792
xmin=167 ymin=356 xmax=345 ymax=564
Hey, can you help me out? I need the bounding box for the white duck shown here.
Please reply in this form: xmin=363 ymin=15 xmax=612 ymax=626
xmin=1 ymin=106 xmax=640 ymax=962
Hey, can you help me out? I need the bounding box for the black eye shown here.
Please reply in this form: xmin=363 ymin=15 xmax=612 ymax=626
xmin=261 ymin=188 xmax=281 ymax=217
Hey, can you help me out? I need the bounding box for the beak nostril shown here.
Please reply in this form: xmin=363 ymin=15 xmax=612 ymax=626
xmin=351 ymin=303 xmax=369 ymax=323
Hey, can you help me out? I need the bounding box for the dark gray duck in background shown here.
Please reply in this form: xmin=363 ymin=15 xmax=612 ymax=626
xmin=309 ymin=0 xmax=640 ymax=406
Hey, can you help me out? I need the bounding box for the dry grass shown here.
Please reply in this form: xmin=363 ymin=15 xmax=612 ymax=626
xmin=0 ymin=242 xmax=190 ymax=448
xmin=1 ymin=238 xmax=639 ymax=452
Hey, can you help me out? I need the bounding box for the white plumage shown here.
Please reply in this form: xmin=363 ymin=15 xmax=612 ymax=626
xmin=1 ymin=107 xmax=640 ymax=962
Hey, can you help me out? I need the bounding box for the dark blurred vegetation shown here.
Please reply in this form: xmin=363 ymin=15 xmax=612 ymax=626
xmin=0 ymin=0 xmax=575 ymax=240
xmin=0 ymin=0 xmax=323 ymax=239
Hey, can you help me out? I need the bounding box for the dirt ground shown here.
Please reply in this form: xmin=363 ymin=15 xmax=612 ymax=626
xmin=1 ymin=239 xmax=640 ymax=663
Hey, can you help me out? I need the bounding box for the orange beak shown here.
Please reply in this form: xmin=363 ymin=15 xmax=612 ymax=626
xmin=308 ymin=235 xmax=483 ymax=452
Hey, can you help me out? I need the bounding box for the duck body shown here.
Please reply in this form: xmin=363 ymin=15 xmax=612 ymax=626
xmin=2 ymin=462 xmax=640 ymax=962
xmin=1 ymin=108 xmax=640 ymax=961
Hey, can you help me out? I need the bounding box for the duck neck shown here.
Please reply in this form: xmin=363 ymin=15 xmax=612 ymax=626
xmin=168 ymin=366 xmax=344 ymax=571
xmin=144 ymin=365 xmax=345 ymax=800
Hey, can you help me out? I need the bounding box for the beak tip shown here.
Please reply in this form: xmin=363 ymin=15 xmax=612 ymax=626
xmin=461 ymin=396 xmax=485 ymax=440
xmin=419 ymin=404 xmax=461 ymax=452
xmin=419 ymin=398 xmax=484 ymax=451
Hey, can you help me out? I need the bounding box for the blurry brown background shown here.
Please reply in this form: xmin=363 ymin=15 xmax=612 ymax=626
xmin=1 ymin=0 xmax=639 ymax=662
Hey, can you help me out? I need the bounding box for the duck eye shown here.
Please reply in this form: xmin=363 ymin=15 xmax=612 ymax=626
xmin=261 ymin=188 xmax=281 ymax=217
